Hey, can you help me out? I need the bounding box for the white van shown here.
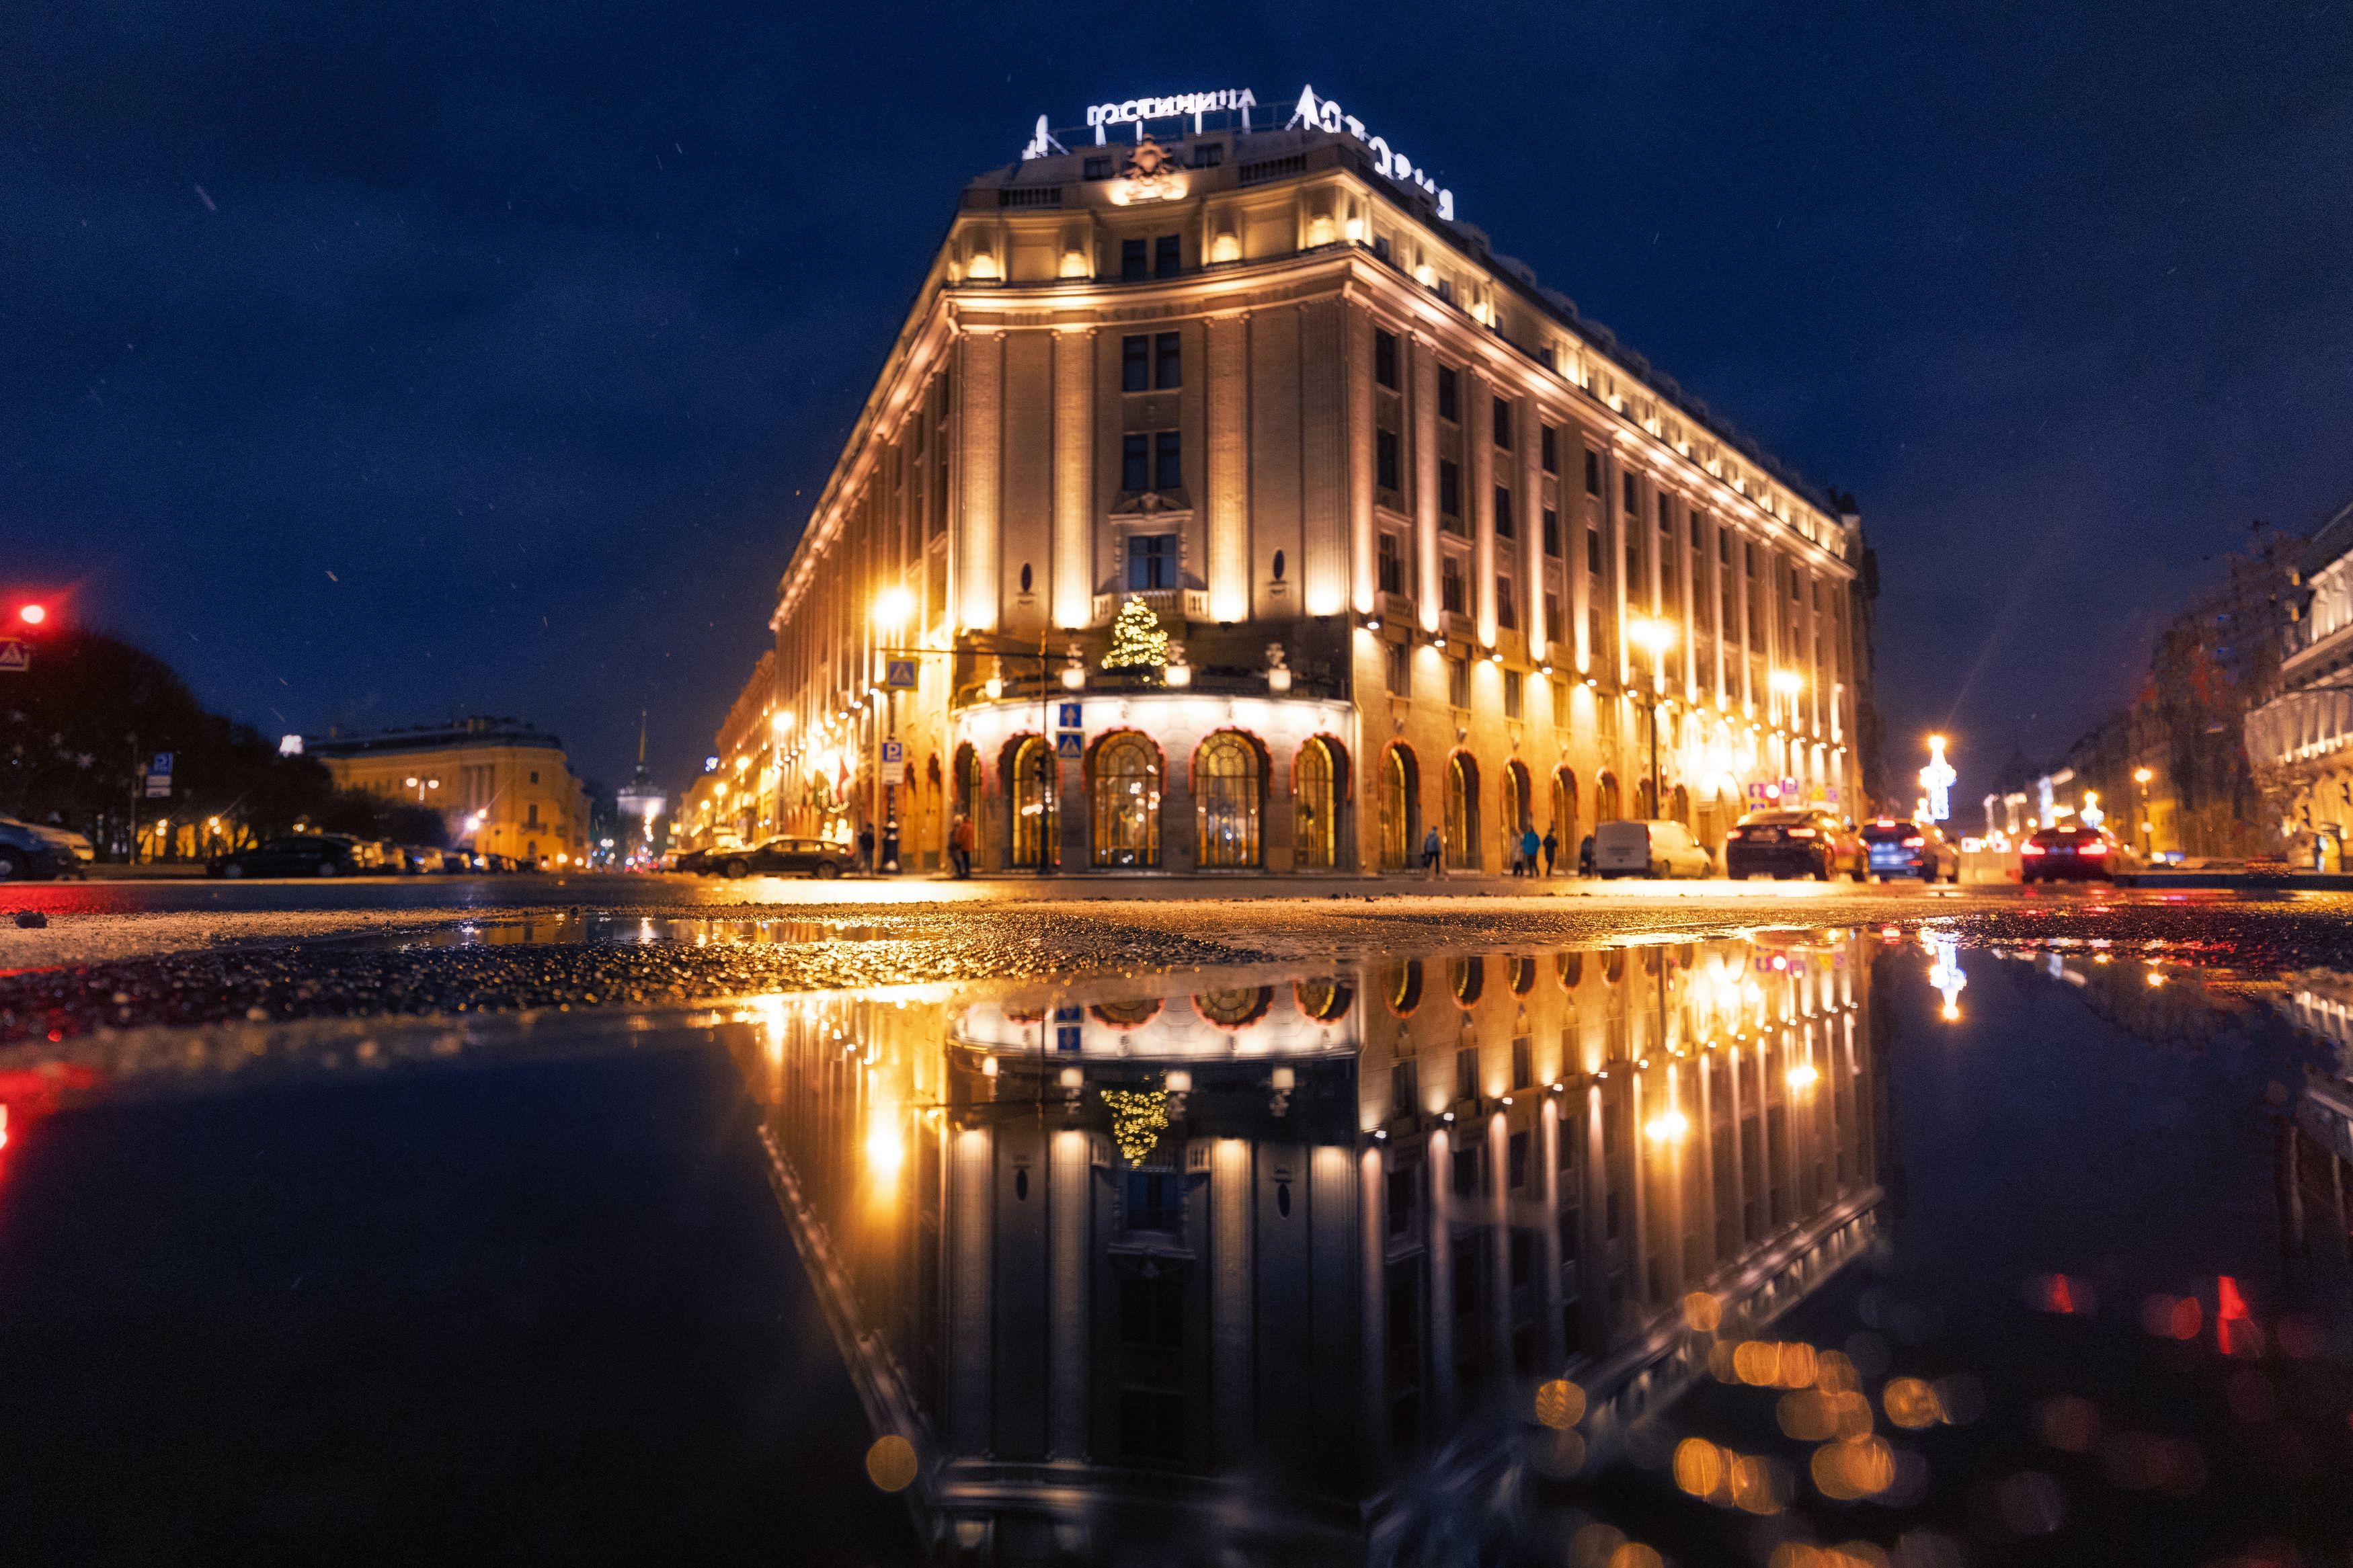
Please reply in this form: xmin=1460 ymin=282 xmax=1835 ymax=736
xmin=1592 ymin=819 xmax=1715 ymax=879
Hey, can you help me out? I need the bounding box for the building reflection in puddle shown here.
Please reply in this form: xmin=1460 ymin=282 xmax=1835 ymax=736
xmin=731 ymin=928 xmax=1885 ymax=1565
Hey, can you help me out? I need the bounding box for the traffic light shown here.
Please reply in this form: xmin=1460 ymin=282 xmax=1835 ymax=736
xmin=15 ymin=604 xmax=45 ymax=628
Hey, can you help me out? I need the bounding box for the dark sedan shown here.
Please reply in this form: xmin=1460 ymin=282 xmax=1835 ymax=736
xmin=2021 ymin=825 xmax=2116 ymax=883
xmin=208 ymin=834 xmax=364 ymax=878
xmin=1724 ymin=810 xmax=1867 ymax=880
xmin=1861 ymin=819 xmax=1960 ymax=882
xmin=717 ymin=837 xmax=852 ymax=879
xmin=0 ymin=815 xmax=95 ymax=880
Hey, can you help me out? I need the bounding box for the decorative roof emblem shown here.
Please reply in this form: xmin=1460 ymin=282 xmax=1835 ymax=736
xmin=1109 ymin=136 xmax=1188 ymax=206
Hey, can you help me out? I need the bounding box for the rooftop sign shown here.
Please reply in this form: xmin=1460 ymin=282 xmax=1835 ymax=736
xmin=1283 ymin=85 xmax=1453 ymax=222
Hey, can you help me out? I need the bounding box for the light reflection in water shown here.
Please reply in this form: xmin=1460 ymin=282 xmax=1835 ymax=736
xmin=735 ymin=927 xmax=1885 ymax=1564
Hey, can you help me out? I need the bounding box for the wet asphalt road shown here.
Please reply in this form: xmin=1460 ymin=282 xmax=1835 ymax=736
xmin=6 ymin=872 xmax=2352 ymax=1046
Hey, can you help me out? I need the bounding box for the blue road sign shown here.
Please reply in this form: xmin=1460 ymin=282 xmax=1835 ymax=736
xmin=1055 ymin=733 xmax=1083 ymax=758
xmin=151 ymin=751 xmax=174 ymax=776
xmin=880 ymin=739 xmax=904 ymax=765
xmin=885 ymin=659 xmax=918 ymax=690
xmin=1058 ymin=702 xmax=1082 ymax=730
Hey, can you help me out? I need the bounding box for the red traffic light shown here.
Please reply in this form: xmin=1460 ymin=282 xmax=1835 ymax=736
xmin=15 ymin=604 xmax=45 ymax=627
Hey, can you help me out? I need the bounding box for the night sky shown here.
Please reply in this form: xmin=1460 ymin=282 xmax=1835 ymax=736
xmin=10 ymin=1 xmax=2351 ymax=799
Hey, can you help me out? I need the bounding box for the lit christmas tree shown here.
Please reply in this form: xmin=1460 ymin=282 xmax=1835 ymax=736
xmin=1101 ymin=595 xmax=1168 ymax=673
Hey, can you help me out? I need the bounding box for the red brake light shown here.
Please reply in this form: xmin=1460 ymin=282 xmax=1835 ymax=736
xmin=2080 ymin=841 xmax=2108 ymax=854
xmin=1901 ymin=835 xmax=1923 ymax=848
xmin=2022 ymin=843 xmax=2046 ymax=856
xmin=1787 ymin=827 xmax=1817 ymax=839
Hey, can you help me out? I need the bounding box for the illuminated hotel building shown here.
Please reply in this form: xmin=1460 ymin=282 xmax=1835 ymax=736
xmin=307 ymin=716 xmax=592 ymax=866
xmin=738 ymin=930 xmax=1883 ymax=1559
xmin=762 ymin=87 xmax=1869 ymax=873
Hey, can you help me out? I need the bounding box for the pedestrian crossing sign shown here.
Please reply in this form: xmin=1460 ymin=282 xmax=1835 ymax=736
xmin=1055 ymin=732 xmax=1083 ymax=758
xmin=0 ymin=640 xmax=25 ymax=672
xmin=885 ymin=659 xmax=917 ymax=689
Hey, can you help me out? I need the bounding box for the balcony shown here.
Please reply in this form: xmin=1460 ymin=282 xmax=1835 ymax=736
xmin=1090 ymin=587 xmax=1207 ymax=624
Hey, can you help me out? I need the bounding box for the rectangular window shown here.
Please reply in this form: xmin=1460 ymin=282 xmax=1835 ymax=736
xmin=1586 ymin=528 xmax=1603 ymax=575
xmin=1512 ymin=1034 xmax=1532 ymax=1089
xmin=1127 ymin=534 xmax=1176 ymax=591
xmin=1124 ymin=1171 xmax=1183 ymax=1233
xmin=1509 ymin=1131 xmax=1529 ymax=1191
xmin=1541 ymin=424 xmax=1559 ymax=474
xmin=1195 ymin=142 xmax=1222 ymax=167
xmin=1622 ymin=473 xmax=1638 ymax=515
xmin=1084 ymin=155 xmax=1113 ymax=180
xmin=1492 ymin=396 xmax=1513 ymax=449
xmin=1498 ymin=577 xmax=1518 ymax=630
xmin=1503 ymin=667 xmax=1523 ymax=716
xmin=1447 ymin=653 xmax=1470 ymax=708
xmin=1542 ymin=506 xmax=1561 ymax=557
xmin=1155 ymin=331 xmax=1181 ymax=389
xmin=1122 ymin=433 xmax=1148 ymax=492
xmin=1154 ymin=234 xmax=1181 ymax=277
xmin=1387 ymin=1164 xmax=1416 ymax=1237
xmin=1544 ymin=590 xmax=1562 ymax=632
xmin=1121 ymin=237 xmax=1147 ymax=281
xmin=1154 ymin=430 xmax=1182 ymax=491
xmin=1439 ymin=460 xmax=1462 ymax=520
xmin=1376 ymin=429 xmax=1401 ymax=493
xmin=1455 ymin=1048 xmax=1480 ymax=1104
xmin=1392 ymin=1059 xmax=1419 ymax=1116
xmin=526 ymin=802 xmax=540 ymax=827
xmin=1121 ymin=335 xmax=1149 ymax=393
xmin=1441 ymin=556 xmax=1466 ymax=614
xmin=1375 ymin=329 xmax=1399 ymax=388
xmin=1378 ymin=531 xmax=1405 ymax=595
xmin=1437 ymin=366 xmax=1459 ymax=421
xmin=1494 ymin=487 xmax=1514 ymax=539
xmin=1584 ymin=448 xmax=1601 ymax=496
xmin=1384 ymin=638 xmax=1410 ymax=694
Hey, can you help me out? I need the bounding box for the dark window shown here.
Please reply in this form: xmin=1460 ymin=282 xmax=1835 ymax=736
xmin=1377 ymin=429 xmax=1401 ymax=492
xmin=1503 ymin=665 xmax=1523 ymax=714
xmin=1155 ymin=331 xmax=1181 ymax=388
xmin=1121 ymin=237 xmax=1147 ymax=281
xmin=1543 ymin=507 xmax=1561 ymax=556
xmin=1154 ymin=234 xmax=1181 ymax=277
xmin=1498 ymin=577 xmax=1518 ymax=629
xmin=1447 ymin=654 xmax=1470 ymax=708
xmin=1121 ymin=335 xmax=1149 ymax=393
xmin=1122 ymin=434 xmax=1148 ymax=491
xmin=1375 ymin=330 xmax=1399 ymax=388
xmin=1492 ymin=397 xmax=1513 ymax=449
xmin=1084 ymin=155 xmax=1113 ymax=180
xmin=1154 ymin=429 xmax=1182 ymax=491
xmin=1372 ymin=234 xmax=1391 ymax=261
xmin=1494 ymin=487 xmax=1514 ymax=538
xmin=1509 ymin=1131 xmax=1530 ymax=1190
xmin=1439 ymin=460 xmax=1462 ymax=520
xmin=1125 ymin=1169 xmax=1183 ymax=1231
xmin=1437 ymin=367 xmax=1459 ymax=421
xmin=1544 ymin=592 xmax=1561 ymax=633
xmin=1622 ymin=473 xmax=1638 ymax=514
xmin=1690 ymin=513 xmax=1704 ymax=548
xmin=1392 ymin=1059 xmax=1419 ymax=1115
xmin=1378 ymin=532 xmax=1405 ymax=595
xmin=1511 ymin=1035 xmax=1532 ymax=1088
xmin=1583 ymin=449 xmax=1601 ymax=496
xmin=528 ymin=770 xmax=539 ymax=785
xmin=1195 ymin=142 xmax=1223 ymax=167
xmin=1127 ymin=534 xmax=1176 ymax=591
xmin=1453 ymin=1145 xmax=1480 ymax=1198
xmin=1384 ymin=638 xmax=1410 ymax=694
xmin=1441 ymin=556 xmax=1466 ymax=614
xmin=1541 ymin=424 xmax=1560 ymax=473
xmin=1387 ymin=1163 xmax=1417 ymax=1235
xmin=1587 ymin=528 xmax=1603 ymax=575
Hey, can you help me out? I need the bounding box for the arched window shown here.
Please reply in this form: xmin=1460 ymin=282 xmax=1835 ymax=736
xmin=1595 ymin=772 xmax=1622 ymax=824
xmin=953 ymin=743 xmax=980 ymax=812
xmin=1295 ymin=978 xmax=1354 ymax=1021
xmin=1195 ymin=731 xmax=1263 ymax=868
xmin=1501 ymin=760 xmax=1531 ymax=864
xmin=1445 ymin=753 xmax=1480 ymax=870
xmin=1556 ymin=950 xmax=1584 ymax=989
xmin=1552 ymin=767 xmax=1579 ymax=855
xmin=1090 ymin=731 xmax=1162 ymax=867
xmin=1092 ymin=997 xmax=1160 ymax=1028
xmin=1195 ymin=987 xmax=1273 ymax=1028
xmin=1386 ymin=960 xmax=1425 ymax=1015
xmin=1293 ymin=737 xmax=1343 ymax=870
xmin=1380 ymin=745 xmax=1419 ymax=870
xmin=1634 ymin=776 xmax=1659 ymax=820
xmin=1453 ymin=956 xmax=1485 ymax=1006
xmin=1010 ymin=736 xmax=1058 ymax=870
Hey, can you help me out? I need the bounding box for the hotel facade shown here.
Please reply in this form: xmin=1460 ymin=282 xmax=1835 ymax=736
xmin=746 ymin=88 xmax=1870 ymax=874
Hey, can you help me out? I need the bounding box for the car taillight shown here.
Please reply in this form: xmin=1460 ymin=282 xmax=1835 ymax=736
xmin=2022 ymin=843 xmax=2046 ymax=856
xmin=1726 ymin=829 xmax=1747 ymax=839
xmin=1787 ymin=827 xmax=1817 ymax=839
xmin=2080 ymin=841 xmax=2108 ymax=855
xmin=1901 ymin=836 xmax=1924 ymax=848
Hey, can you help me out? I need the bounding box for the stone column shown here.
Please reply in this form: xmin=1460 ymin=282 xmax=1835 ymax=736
xmin=1206 ymin=315 xmax=1250 ymax=624
xmin=1470 ymin=369 xmax=1495 ymax=647
xmin=1347 ymin=310 xmax=1378 ymax=615
xmin=1210 ymin=1137 xmax=1254 ymax=1464
xmin=957 ymin=328 xmax=1001 ymax=634
xmin=1048 ymin=1127 xmax=1091 ymax=1458
xmin=1412 ymin=335 xmax=1441 ymax=631
xmin=1051 ymin=329 xmax=1093 ymax=630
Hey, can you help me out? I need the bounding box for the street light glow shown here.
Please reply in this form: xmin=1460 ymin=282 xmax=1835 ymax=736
xmin=871 ymin=586 xmax=914 ymax=632
xmin=1630 ymin=617 xmax=1677 ymax=656
xmin=1769 ymin=669 xmax=1805 ymax=696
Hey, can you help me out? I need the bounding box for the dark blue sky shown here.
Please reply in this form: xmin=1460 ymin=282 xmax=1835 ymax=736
xmin=10 ymin=0 xmax=2351 ymax=798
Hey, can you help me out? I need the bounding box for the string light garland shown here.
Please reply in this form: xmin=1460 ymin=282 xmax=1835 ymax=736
xmin=1101 ymin=596 xmax=1168 ymax=674
xmin=1101 ymin=1086 xmax=1171 ymax=1164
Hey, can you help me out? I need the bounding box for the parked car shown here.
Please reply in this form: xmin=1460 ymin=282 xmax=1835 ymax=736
xmin=1861 ymin=818 xmax=1960 ymax=882
xmin=208 ymin=834 xmax=364 ymax=878
xmin=481 ymin=852 xmax=514 ymax=873
xmin=369 ymin=839 xmax=410 ymax=874
xmin=2021 ymin=825 xmax=2116 ymax=883
xmin=397 ymin=845 xmax=444 ymax=873
xmin=1724 ymin=810 xmax=1867 ymax=881
xmin=672 ymin=847 xmax=716 ymax=876
xmin=439 ymin=850 xmax=476 ymax=873
xmin=0 ymin=815 xmax=95 ymax=880
xmin=1591 ymin=819 xmax=1714 ymax=879
xmin=717 ymin=836 xmax=853 ymax=879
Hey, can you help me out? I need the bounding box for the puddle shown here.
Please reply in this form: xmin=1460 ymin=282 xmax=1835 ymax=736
xmin=2 ymin=929 xmax=2351 ymax=1564
xmin=365 ymin=913 xmax=888 ymax=948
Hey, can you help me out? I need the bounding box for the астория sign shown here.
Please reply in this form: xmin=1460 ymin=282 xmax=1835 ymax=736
xmin=1021 ymin=84 xmax=1455 ymax=222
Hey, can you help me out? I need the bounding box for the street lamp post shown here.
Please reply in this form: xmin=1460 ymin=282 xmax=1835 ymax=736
xmin=871 ymin=587 xmax=915 ymax=874
xmin=1630 ymin=618 xmax=1677 ymax=819
xmin=2133 ymin=766 xmax=2153 ymax=854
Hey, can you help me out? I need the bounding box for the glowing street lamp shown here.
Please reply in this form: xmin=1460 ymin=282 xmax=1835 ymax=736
xmin=1630 ymin=617 xmax=1677 ymax=819
xmin=870 ymin=585 xmax=914 ymax=634
xmin=1920 ymin=734 xmax=1956 ymax=823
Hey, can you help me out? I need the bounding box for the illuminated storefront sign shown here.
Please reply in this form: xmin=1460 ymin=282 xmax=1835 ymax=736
xmin=1283 ymin=85 xmax=1454 ymax=222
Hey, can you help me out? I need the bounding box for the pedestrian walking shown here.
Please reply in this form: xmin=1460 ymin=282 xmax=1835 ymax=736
xmin=857 ymin=821 xmax=875 ymax=874
xmin=949 ymin=814 xmax=972 ymax=878
xmin=1521 ymin=825 xmax=1541 ymax=879
xmin=1422 ymin=825 xmax=1444 ymax=881
xmin=880 ymin=819 xmax=900 ymax=874
xmin=1542 ymin=827 xmax=1558 ymax=876
xmin=1577 ymin=832 xmax=1595 ymax=877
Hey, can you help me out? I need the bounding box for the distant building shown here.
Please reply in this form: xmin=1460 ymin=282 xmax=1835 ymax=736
xmin=2249 ymin=501 xmax=2353 ymax=866
xmin=307 ymin=716 xmax=591 ymax=865
xmin=614 ymin=712 xmax=670 ymax=862
xmin=673 ymin=653 xmax=785 ymax=854
xmin=749 ymin=91 xmax=1869 ymax=877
